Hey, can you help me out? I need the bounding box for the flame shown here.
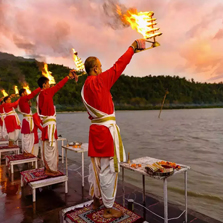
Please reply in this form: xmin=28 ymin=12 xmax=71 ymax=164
xmin=1 ymin=90 xmax=8 ymax=97
xmin=117 ymin=7 xmax=162 ymax=39
xmin=72 ymin=48 xmax=85 ymax=71
xmin=14 ymin=86 xmax=19 ymax=94
xmin=42 ymin=63 xmax=56 ymax=85
xmin=23 ymin=85 xmax=31 ymax=95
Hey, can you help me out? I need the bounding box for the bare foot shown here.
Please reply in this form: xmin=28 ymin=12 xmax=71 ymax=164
xmin=44 ymin=169 xmax=60 ymax=176
xmin=103 ymin=208 xmax=124 ymax=219
xmin=8 ymin=141 xmax=15 ymax=147
xmin=23 ymin=152 xmax=34 ymax=157
xmin=92 ymin=197 xmax=102 ymax=210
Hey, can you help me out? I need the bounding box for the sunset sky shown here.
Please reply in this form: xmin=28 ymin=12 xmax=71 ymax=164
xmin=1 ymin=0 xmax=223 ymax=83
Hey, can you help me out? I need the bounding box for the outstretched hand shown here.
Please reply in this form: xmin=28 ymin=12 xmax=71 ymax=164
xmin=131 ymin=39 xmax=146 ymax=52
xmin=68 ymin=69 xmax=78 ymax=83
xmin=10 ymin=94 xmax=16 ymax=98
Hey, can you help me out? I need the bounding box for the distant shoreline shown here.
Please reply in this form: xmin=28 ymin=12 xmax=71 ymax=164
xmin=54 ymin=104 xmax=223 ymax=113
xmin=29 ymin=104 xmax=223 ymax=114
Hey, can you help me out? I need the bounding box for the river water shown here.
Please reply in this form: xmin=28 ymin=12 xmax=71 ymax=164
xmin=55 ymin=108 xmax=223 ymax=221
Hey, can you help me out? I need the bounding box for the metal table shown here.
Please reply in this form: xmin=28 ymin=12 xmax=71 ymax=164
xmin=58 ymin=137 xmax=67 ymax=164
xmin=62 ymin=143 xmax=88 ymax=188
xmin=121 ymin=156 xmax=190 ymax=223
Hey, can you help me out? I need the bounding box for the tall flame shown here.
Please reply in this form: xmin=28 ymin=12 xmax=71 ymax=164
xmin=42 ymin=63 xmax=56 ymax=85
xmin=72 ymin=48 xmax=85 ymax=72
xmin=14 ymin=86 xmax=19 ymax=94
xmin=1 ymin=90 xmax=8 ymax=97
xmin=23 ymin=84 xmax=31 ymax=95
xmin=117 ymin=7 xmax=162 ymax=39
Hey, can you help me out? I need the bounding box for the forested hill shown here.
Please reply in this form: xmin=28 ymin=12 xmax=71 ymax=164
xmin=0 ymin=53 xmax=223 ymax=111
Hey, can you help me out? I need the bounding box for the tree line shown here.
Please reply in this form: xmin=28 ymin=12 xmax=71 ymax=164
xmin=0 ymin=58 xmax=223 ymax=111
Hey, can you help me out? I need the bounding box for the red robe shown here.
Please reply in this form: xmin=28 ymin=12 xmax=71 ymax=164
xmin=3 ymin=99 xmax=20 ymax=133
xmin=19 ymin=87 xmax=41 ymax=134
xmin=83 ymin=47 xmax=134 ymax=157
xmin=38 ymin=76 xmax=69 ymax=141
xmin=0 ymin=104 xmax=4 ymax=127
xmin=33 ymin=113 xmax=43 ymax=144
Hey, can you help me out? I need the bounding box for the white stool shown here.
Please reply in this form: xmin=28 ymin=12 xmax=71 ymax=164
xmin=0 ymin=146 xmax=20 ymax=165
xmin=21 ymin=171 xmax=68 ymax=202
xmin=6 ymin=156 xmax=38 ymax=181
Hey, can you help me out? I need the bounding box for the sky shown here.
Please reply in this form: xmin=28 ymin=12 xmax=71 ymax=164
xmin=1 ymin=0 xmax=223 ymax=83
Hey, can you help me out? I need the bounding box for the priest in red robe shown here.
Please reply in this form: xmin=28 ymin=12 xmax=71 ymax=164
xmin=3 ymin=95 xmax=21 ymax=146
xmin=82 ymin=39 xmax=146 ymax=218
xmin=18 ymin=87 xmax=41 ymax=156
xmin=37 ymin=70 xmax=78 ymax=176
xmin=0 ymin=98 xmax=8 ymax=139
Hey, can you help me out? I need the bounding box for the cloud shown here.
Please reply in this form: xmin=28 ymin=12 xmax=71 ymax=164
xmin=213 ymin=28 xmax=223 ymax=39
xmin=1 ymin=0 xmax=223 ymax=82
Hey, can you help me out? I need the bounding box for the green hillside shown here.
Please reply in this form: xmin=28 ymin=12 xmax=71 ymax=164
xmin=0 ymin=53 xmax=223 ymax=111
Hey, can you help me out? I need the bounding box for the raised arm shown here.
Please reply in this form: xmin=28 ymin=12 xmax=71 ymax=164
xmin=99 ymin=47 xmax=134 ymax=89
xmin=26 ymin=87 xmax=41 ymax=100
xmin=9 ymin=99 xmax=20 ymax=109
xmin=50 ymin=76 xmax=69 ymax=96
xmin=99 ymin=39 xmax=146 ymax=90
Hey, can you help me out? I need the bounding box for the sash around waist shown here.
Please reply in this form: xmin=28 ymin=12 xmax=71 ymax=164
xmin=6 ymin=111 xmax=17 ymax=116
xmin=42 ymin=116 xmax=56 ymax=128
xmin=91 ymin=116 xmax=116 ymax=124
xmin=23 ymin=114 xmax=32 ymax=118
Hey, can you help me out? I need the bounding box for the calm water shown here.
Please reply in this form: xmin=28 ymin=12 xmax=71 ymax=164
xmin=55 ymin=109 xmax=223 ymax=221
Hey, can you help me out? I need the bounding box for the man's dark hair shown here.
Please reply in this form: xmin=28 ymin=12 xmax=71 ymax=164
xmin=38 ymin=76 xmax=49 ymax=88
xmin=19 ymin=88 xmax=26 ymax=96
xmin=3 ymin=96 xmax=9 ymax=103
xmin=84 ymin=57 xmax=97 ymax=75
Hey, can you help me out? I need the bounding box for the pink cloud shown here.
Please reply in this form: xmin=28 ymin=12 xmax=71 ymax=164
xmin=1 ymin=0 xmax=223 ymax=82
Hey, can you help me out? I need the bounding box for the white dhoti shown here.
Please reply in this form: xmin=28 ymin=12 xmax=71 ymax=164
xmin=82 ymin=86 xmax=125 ymax=208
xmin=2 ymin=126 xmax=8 ymax=139
xmin=42 ymin=140 xmax=58 ymax=172
xmin=1 ymin=114 xmax=8 ymax=139
xmin=8 ymin=129 xmax=20 ymax=142
xmin=22 ymin=133 xmax=35 ymax=154
xmin=32 ymin=143 xmax=40 ymax=157
xmin=0 ymin=126 xmax=2 ymax=138
xmin=37 ymin=96 xmax=57 ymax=172
xmin=89 ymin=157 xmax=118 ymax=208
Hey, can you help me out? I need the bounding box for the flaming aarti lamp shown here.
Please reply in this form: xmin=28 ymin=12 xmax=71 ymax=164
xmin=14 ymin=86 xmax=19 ymax=95
xmin=41 ymin=63 xmax=56 ymax=85
xmin=118 ymin=9 xmax=162 ymax=52
xmin=23 ymin=84 xmax=31 ymax=95
xmin=1 ymin=89 xmax=8 ymax=97
xmin=136 ymin=11 xmax=162 ymax=52
xmin=72 ymin=48 xmax=86 ymax=77
xmin=131 ymin=11 xmax=162 ymax=53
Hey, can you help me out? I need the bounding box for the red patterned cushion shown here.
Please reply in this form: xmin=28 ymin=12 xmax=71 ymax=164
xmin=65 ymin=202 xmax=143 ymax=223
xmin=6 ymin=154 xmax=36 ymax=166
xmin=21 ymin=167 xmax=64 ymax=183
